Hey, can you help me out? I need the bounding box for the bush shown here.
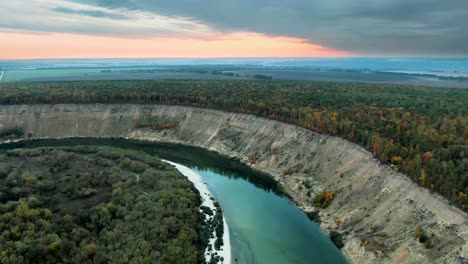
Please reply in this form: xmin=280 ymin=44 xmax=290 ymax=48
xmin=200 ymin=206 xmax=214 ymax=216
xmin=306 ymin=210 xmax=321 ymax=223
xmin=0 ymin=163 xmax=11 ymax=179
xmin=330 ymin=230 xmax=345 ymax=249
xmin=419 ymin=233 xmax=429 ymax=243
xmin=0 ymin=127 xmax=24 ymax=138
xmin=119 ymin=158 xmax=149 ymax=173
xmin=313 ymin=191 xmax=335 ymax=208
xmin=415 ymin=228 xmax=433 ymax=249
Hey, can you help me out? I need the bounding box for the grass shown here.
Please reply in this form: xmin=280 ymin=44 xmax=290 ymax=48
xmin=1 ymin=67 xmax=158 ymax=82
xmin=2 ymin=69 xmax=102 ymax=82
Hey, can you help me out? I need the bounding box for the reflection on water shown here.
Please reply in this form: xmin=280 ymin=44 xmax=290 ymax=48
xmin=194 ymin=168 xmax=347 ymax=264
xmin=0 ymin=138 xmax=282 ymax=195
xmin=0 ymin=138 xmax=347 ymax=264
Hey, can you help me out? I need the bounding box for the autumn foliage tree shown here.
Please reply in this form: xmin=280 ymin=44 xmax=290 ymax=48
xmin=314 ymin=191 xmax=335 ymax=208
xmin=0 ymin=79 xmax=466 ymax=210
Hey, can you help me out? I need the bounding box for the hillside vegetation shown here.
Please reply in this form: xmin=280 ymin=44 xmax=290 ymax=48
xmin=0 ymin=80 xmax=466 ymax=209
xmin=0 ymin=146 xmax=205 ymax=264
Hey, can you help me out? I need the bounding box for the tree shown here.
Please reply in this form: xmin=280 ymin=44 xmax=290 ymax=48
xmin=330 ymin=231 xmax=345 ymax=249
xmin=422 ymin=152 xmax=433 ymax=164
xmin=419 ymin=169 xmax=427 ymax=186
xmin=457 ymin=192 xmax=467 ymax=208
xmin=391 ymin=156 xmax=403 ymax=164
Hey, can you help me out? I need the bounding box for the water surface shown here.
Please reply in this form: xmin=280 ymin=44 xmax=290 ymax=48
xmin=0 ymin=138 xmax=347 ymax=264
xmin=195 ymin=168 xmax=346 ymax=264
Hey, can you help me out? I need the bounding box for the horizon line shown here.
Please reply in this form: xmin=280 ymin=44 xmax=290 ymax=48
xmin=2 ymin=55 xmax=468 ymax=62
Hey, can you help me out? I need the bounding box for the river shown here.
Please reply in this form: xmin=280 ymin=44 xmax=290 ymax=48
xmin=0 ymin=138 xmax=348 ymax=264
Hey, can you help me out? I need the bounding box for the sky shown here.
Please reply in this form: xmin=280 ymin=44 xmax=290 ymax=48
xmin=0 ymin=0 xmax=466 ymax=59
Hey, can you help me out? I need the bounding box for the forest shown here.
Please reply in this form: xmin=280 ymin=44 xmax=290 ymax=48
xmin=0 ymin=146 xmax=207 ymax=264
xmin=0 ymin=80 xmax=466 ymax=210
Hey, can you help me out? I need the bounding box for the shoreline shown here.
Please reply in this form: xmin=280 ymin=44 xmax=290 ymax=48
xmin=0 ymin=103 xmax=465 ymax=263
xmin=163 ymin=160 xmax=232 ymax=264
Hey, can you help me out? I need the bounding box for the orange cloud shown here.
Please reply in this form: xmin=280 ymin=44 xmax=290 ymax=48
xmin=0 ymin=32 xmax=351 ymax=60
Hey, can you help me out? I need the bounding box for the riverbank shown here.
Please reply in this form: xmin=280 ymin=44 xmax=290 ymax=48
xmin=164 ymin=160 xmax=232 ymax=264
xmin=0 ymin=104 xmax=465 ymax=263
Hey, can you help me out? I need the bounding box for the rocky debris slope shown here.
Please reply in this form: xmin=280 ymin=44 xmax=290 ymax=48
xmin=0 ymin=104 xmax=466 ymax=264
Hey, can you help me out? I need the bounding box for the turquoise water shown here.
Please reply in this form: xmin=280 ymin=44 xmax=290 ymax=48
xmin=0 ymin=138 xmax=347 ymax=264
xmin=195 ymin=169 xmax=346 ymax=264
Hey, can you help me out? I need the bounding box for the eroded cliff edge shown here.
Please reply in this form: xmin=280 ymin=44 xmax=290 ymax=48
xmin=0 ymin=104 xmax=466 ymax=264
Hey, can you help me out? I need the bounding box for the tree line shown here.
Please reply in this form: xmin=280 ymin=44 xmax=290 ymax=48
xmin=0 ymin=80 xmax=466 ymax=210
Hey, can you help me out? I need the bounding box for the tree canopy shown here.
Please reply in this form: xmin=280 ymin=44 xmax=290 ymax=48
xmin=0 ymin=80 xmax=466 ymax=209
xmin=0 ymin=146 xmax=206 ymax=263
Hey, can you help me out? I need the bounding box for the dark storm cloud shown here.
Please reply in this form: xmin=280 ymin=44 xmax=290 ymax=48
xmin=94 ymin=0 xmax=468 ymax=56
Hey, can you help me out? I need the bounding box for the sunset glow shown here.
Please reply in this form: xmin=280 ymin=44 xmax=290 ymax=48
xmin=0 ymin=32 xmax=350 ymax=60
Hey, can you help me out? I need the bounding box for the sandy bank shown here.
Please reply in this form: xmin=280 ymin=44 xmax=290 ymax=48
xmin=163 ymin=160 xmax=232 ymax=264
xmin=0 ymin=104 xmax=465 ymax=264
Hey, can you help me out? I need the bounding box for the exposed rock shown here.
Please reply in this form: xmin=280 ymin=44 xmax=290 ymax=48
xmin=0 ymin=104 xmax=466 ymax=264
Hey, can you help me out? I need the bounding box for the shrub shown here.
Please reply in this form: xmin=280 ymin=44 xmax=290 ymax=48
xmin=0 ymin=163 xmax=11 ymax=179
xmin=306 ymin=210 xmax=321 ymax=223
xmin=313 ymin=191 xmax=335 ymax=208
xmin=0 ymin=127 xmax=24 ymax=138
xmin=330 ymin=230 xmax=345 ymax=249
xmin=415 ymin=227 xmax=433 ymax=249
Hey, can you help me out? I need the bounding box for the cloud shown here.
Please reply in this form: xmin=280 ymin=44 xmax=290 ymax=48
xmin=1 ymin=0 xmax=466 ymax=56
xmin=0 ymin=0 xmax=215 ymax=37
xmin=51 ymin=7 xmax=129 ymax=20
xmin=93 ymin=0 xmax=468 ymax=56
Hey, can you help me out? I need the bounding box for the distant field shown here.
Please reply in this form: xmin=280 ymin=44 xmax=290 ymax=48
xmin=21 ymin=72 xmax=239 ymax=82
xmin=230 ymin=69 xmax=468 ymax=88
xmin=2 ymin=68 xmax=104 ymax=82
xmin=1 ymin=66 xmax=467 ymax=88
xmin=1 ymin=67 xmax=162 ymax=82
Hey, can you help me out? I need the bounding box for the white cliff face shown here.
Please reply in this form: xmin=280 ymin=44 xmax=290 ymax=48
xmin=0 ymin=104 xmax=466 ymax=264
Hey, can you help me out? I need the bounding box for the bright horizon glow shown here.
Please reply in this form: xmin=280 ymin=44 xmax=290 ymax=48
xmin=0 ymin=32 xmax=352 ymax=60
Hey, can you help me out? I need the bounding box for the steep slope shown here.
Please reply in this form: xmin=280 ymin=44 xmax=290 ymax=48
xmin=0 ymin=104 xmax=466 ymax=263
